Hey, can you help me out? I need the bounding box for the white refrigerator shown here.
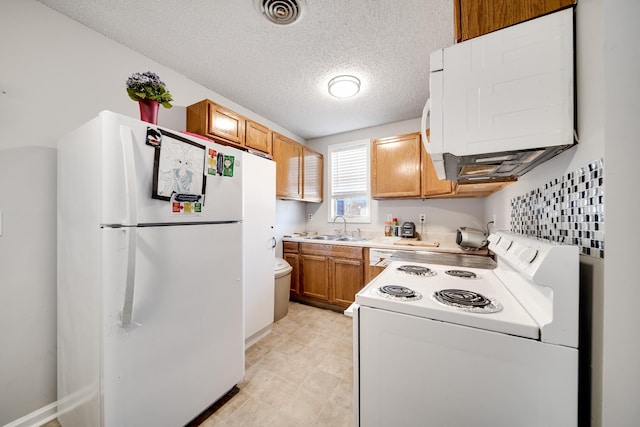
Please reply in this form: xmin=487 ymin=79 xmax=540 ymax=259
xmin=241 ymin=153 xmax=276 ymax=346
xmin=57 ymin=111 xmax=244 ymax=426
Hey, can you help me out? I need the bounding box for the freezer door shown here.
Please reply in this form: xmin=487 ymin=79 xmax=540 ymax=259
xmin=102 ymin=222 xmax=243 ymax=427
xmin=97 ymin=111 xmax=243 ymax=225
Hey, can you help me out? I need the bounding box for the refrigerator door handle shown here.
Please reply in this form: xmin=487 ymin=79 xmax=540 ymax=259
xmin=120 ymin=125 xmax=138 ymax=226
xmin=120 ymin=227 xmax=137 ymax=328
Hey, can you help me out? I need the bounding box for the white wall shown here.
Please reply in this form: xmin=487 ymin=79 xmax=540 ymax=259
xmin=0 ymin=147 xmax=57 ymax=425
xmin=600 ymin=0 xmax=640 ymax=425
xmin=275 ymin=199 xmax=307 ymax=256
xmin=0 ymin=1 xmax=303 ymax=151
xmin=484 ymin=1 xmax=640 ymax=425
xmin=306 ymin=118 xmax=486 ymax=237
xmin=0 ymin=1 xmax=304 ymax=423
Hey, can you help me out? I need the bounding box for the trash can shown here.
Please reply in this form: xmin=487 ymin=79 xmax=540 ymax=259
xmin=274 ymin=258 xmax=293 ymax=322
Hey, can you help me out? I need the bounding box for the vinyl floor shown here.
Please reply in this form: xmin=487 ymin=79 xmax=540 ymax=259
xmin=41 ymin=302 xmax=354 ymax=427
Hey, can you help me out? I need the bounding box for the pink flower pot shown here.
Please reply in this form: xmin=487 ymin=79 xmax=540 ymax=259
xmin=138 ymin=99 xmax=159 ymax=124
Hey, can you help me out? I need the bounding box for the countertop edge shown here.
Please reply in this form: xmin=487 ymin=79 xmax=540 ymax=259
xmin=282 ymin=236 xmax=489 ymax=256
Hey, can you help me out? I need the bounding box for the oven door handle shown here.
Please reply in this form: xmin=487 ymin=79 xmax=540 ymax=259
xmin=344 ymin=302 xmax=359 ymax=318
xmin=369 ymin=249 xmax=397 ymax=267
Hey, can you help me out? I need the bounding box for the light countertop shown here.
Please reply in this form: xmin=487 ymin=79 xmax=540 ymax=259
xmin=282 ymin=232 xmax=489 ymax=256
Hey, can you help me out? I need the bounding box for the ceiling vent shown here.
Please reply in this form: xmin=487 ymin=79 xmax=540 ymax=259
xmin=254 ymin=0 xmax=306 ymax=26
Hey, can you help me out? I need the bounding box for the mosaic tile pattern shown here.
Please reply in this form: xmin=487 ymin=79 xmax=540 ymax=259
xmin=511 ymin=160 xmax=605 ymax=258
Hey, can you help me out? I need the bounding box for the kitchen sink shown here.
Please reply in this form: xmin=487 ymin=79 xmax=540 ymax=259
xmin=306 ymin=234 xmax=369 ymax=242
xmin=336 ymin=236 xmax=369 ymax=242
xmin=309 ymin=234 xmax=342 ymax=240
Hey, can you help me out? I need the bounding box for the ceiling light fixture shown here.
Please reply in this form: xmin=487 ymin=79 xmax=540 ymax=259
xmin=328 ymin=75 xmax=361 ymax=98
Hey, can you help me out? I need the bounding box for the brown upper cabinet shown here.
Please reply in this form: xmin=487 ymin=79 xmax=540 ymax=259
xmin=302 ymin=147 xmax=323 ymax=203
xmin=187 ymin=99 xmax=323 ymax=201
xmin=372 ymin=132 xmax=510 ymax=199
xmin=422 ymin=148 xmax=455 ymax=197
xmin=454 ymin=0 xmax=576 ymax=42
xmin=272 ymin=132 xmax=323 ymax=203
xmin=372 ymin=132 xmax=454 ymax=199
xmin=273 ymin=132 xmax=302 ymax=199
xmin=187 ymin=99 xmax=273 ymax=155
xmin=372 ymin=133 xmax=422 ymax=198
xmin=245 ymin=120 xmax=273 ymax=154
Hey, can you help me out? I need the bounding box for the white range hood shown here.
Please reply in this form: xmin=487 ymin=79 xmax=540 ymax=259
xmin=422 ymin=8 xmax=576 ymax=184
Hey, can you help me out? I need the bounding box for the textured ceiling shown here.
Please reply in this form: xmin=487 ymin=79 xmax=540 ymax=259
xmin=36 ymin=0 xmax=454 ymax=140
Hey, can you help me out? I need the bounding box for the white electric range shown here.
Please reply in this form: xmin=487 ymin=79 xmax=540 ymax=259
xmin=349 ymin=231 xmax=579 ymax=427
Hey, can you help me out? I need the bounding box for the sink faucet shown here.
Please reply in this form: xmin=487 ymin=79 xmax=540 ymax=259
xmin=333 ymin=215 xmax=348 ymax=236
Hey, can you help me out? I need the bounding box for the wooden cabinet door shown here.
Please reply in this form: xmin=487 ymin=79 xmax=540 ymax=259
xmin=283 ymin=252 xmax=299 ymax=297
xmin=332 ymin=258 xmax=364 ymax=309
xmin=273 ymin=133 xmax=302 ymax=199
xmin=245 ymin=120 xmax=272 ymax=155
xmin=372 ymin=133 xmax=422 ymax=198
xmin=302 ymin=147 xmax=323 ymax=202
xmin=454 ymin=0 xmax=576 ymax=42
xmin=207 ymin=102 xmax=245 ymax=147
xmin=421 ymin=146 xmax=454 ymax=197
xmin=300 ymin=254 xmax=329 ymax=301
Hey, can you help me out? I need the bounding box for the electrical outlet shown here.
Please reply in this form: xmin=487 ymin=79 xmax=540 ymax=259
xmin=419 ymin=213 xmax=426 ymax=222
xmin=308 ymin=213 xmax=313 ymax=221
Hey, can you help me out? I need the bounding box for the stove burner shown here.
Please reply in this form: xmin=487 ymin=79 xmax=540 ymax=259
xmin=445 ymin=269 xmax=477 ymax=279
xmin=432 ymin=289 xmax=502 ymax=313
xmin=377 ymin=285 xmax=423 ymax=301
xmin=396 ymin=265 xmax=436 ymax=277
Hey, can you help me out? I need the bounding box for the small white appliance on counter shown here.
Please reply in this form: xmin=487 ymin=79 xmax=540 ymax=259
xmin=422 ymin=8 xmax=575 ymax=183
xmin=349 ymin=231 xmax=579 ymax=426
xmin=456 ymin=226 xmax=488 ymax=249
xmin=57 ymin=111 xmax=244 ymax=426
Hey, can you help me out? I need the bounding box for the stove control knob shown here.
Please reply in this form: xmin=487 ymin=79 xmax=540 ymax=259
xmin=497 ymin=239 xmax=512 ymax=252
xmin=519 ymin=248 xmax=538 ymax=264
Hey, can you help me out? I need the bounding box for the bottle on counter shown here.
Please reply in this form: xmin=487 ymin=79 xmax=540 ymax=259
xmin=392 ymin=218 xmax=399 ymax=236
xmin=384 ymin=221 xmax=392 ymax=236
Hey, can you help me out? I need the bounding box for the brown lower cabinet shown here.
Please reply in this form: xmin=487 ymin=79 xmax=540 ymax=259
xmin=283 ymin=249 xmax=300 ymax=298
xmin=284 ymin=241 xmax=364 ymax=311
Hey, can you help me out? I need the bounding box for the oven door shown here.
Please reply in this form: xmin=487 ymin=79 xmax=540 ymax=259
xmin=357 ymin=306 xmax=577 ymax=427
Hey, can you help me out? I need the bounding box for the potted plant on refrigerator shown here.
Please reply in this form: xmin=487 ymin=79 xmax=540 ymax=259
xmin=126 ymin=71 xmax=173 ymax=124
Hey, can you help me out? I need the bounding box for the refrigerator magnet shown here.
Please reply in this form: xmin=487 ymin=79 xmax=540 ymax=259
xmin=145 ymin=127 xmax=162 ymax=147
xmin=170 ymin=193 xmax=204 ymax=215
xmin=223 ymin=155 xmax=235 ymax=177
xmin=206 ymin=148 xmax=218 ymax=176
xmin=216 ymin=152 xmax=224 ymax=176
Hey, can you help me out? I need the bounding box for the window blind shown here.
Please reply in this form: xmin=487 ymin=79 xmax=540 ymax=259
xmin=331 ymin=143 xmax=367 ymax=196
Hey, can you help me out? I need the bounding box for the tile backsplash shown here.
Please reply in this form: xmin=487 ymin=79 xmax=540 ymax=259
xmin=511 ymin=160 xmax=605 ymax=258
